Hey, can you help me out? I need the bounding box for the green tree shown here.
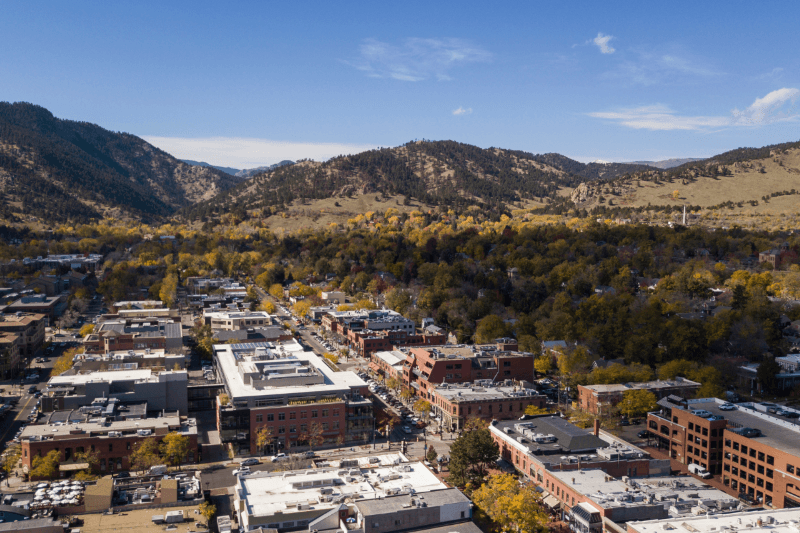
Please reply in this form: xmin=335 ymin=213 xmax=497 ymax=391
xmin=474 ymin=315 xmax=511 ymax=344
xmin=160 ymin=432 xmax=190 ymax=469
xmin=448 ymin=428 xmax=500 ymax=487
xmin=472 ymin=473 xmax=548 ymax=533
xmin=618 ymin=389 xmax=658 ymax=418
xmin=413 ymin=399 xmax=432 ymax=419
xmin=758 ymin=356 xmax=782 ymax=395
xmin=385 ymin=288 xmax=412 ymax=314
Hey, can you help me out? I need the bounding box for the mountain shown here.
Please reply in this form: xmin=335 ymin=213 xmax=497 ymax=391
xmin=0 ymin=102 xmax=239 ymax=223
xmin=630 ymin=158 xmax=704 ymax=169
xmin=186 ymin=140 xmax=600 ymax=220
xmin=569 ymin=139 xmax=800 ymax=210
xmin=235 ymin=160 xmax=294 ymax=179
xmin=181 ymin=160 xmax=241 ymax=176
xmin=529 ymin=153 xmax=656 ymax=180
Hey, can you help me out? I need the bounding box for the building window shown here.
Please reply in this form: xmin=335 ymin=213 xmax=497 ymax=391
xmin=758 ymin=452 xmax=765 ymax=462
xmin=741 ymin=445 xmax=748 ymax=454
xmin=267 ymin=414 xmax=274 ymax=422
xmin=290 ymin=425 xmax=297 ymax=433
xmin=109 ymin=443 xmax=113 ymax=452
xmin=290 ymin=412 xmax=296 ymax=420
xmin=278 ymin=426 xmax=285 ymax=434
xmin=702 ymin=428 xmax=708 ymax=436
xmin=322 ymin=410 xmax=329 ymax=417
xmin=301 ymin=411 xmax=307 ymax=419
xmin=312 ymin=410 xmax=318 ymax=418
xmin=279 ymin=413 xmax=286 ymax=421
xmin=788 ymin=465 xmax=795 ymax=474
xmin=689 ymin=423 xmax=694 ymax=430
xmin=767 ymin=469 xmax=773 ymax=478
xmin=767 ymin=482 xmax=773 ymax=492
xmin=725 ymin=439 xmax=732 ymax=448
xmin=333 ymin=421 xmax=339 ymax=429
xmin=733 ymin=442 xmax=739 ymax=451
xmin=322 ymin=423 xmax=329 ymax=430
xmin=256 ymin=414 xmax=263 ymax=422
xmin=767 ymin=455 xmax=774 ymax=465
xmin=300 ymin=424 xmax=307 ymax=433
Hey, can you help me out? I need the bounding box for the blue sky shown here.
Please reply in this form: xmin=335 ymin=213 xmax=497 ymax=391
xmin=1 ymin=1 xmax=798 ymax=168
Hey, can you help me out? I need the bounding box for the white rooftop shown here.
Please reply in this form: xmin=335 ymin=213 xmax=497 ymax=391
xmin=48 ymin=369 xmax=187 ymax=387
xmin=552 ymin=470 xmax=738 ymax=514
xmin=214 ymin=340 xmax=365 ymax=400
xmin=628 ymin=507 xmax=800 ymax=533
xmin=236 ymin=460 xmax=445 ymax=530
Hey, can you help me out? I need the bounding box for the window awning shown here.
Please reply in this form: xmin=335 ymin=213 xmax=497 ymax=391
xmin=59 ymin=462 xmax=90 ymax=471
xmin=543 ymin=495 xmax=560 ymax=509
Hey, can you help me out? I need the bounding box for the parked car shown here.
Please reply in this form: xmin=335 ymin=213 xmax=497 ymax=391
xmin=232 ymin=467 xmax=251 ymax=476
xmin=270 ymin=453 xmax=289 ymax=463
xmin=402 ymin=426 xmax=412 ymax=434
xmin=637 ymin=430 xmax=650 ymax=439
xmin=302 ymin=451 xmax=316 ymax=458
xmin=784 ymin=412 xmax=800 ymax=419
xmin=719 ymin=403 xmax=736 ymax=411
xmin=240 ymin=458 xmax=260 ymax=467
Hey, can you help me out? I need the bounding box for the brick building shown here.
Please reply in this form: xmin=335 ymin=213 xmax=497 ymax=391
xmin=401 ymin=344 xmax=536 ymax=401
xmin=213 ymin=340 xmax=372 ymax=456
xmin=648 ymin=397 xmax=800 ymax=508
xmin=0 ymin=312 xmax=46 ymax=358
xmin=20 ymin=409 xmax=198 ymax=477
xmin=0 ymin=332 xmax=21 ymax=379
xmin=429 ymin=382 xmax=546 ymax=431
xmin=490 ymin=416 xmax=669 ymax=492
xmin=349 ymin=328 xmax=447 ymax=357
xmin=6 ymin=294 xmax=67 ymax=322
xmin=578 ymin=377 xmax=701 ymax=415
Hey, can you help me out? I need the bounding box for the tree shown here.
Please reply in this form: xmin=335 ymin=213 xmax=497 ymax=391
xmin=160 ymin=432 xmax=190 ymax=469
xmin=52 ymin=346 xmax=80 ymax=376
xmin=78 ymin=324 xmax=95 ymax=337
xmin=269 ymin=283 xmax=285 ymax=300
xmin=386 ymin=377 xmax=400 ymax=392
xmin=524 ymin=405 xmax=551 ymax=416
xmin=259 ymin=300 xmax=276 ymax=314
xmin=159 ymin=272 xmax=178 ymax=308
xmin=1 ymin=445 xmax=20 ymax=486
xmin=293 ymin=300 xmax=311 ymax=319
xmin=448 ymin=428 xmax=499 ymax=487
xmin=400 ymin=388 xmax=414 ymax=401
xmin=302 ymin=422 xmax=324 ymax=450
xmin=130 ymin=437 xmax=161 ymax=474
xmin=218 ymin=393 xmax=230 ymax=406
xmin=463 ymin=417 xmax=489 ymax=432
xmin=30 ymin=450 xmax=60 ymax=480
xmin=618 ymin=389 xmax=658 ymax=418
xmin=533 ymin=356 xmax=552 ymax=375
xmin=474 ymin=315 xmax=511 ymax=344
xmin=385 ymin=288 xmax=412 ymax=314
xmin=255 ymin=426 xmax=275 ymax=457
xmin=472 ymin=473 xmax=548 ymax=533
xmin=413 ymin=399 xmax=432 ymax=420
xmin=199 ymin=501 xmax=216 ymax=524
xmin=74 ymin=448 xmax=100 ymax=474
xmin=426 ymin=445 xmax=438 ymax=463
xmin=758 ymin=356 xmax=782 ymax=395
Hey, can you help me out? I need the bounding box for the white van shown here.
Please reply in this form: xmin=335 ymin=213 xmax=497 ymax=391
xmin=690 ymin=409 xmax=713 ymax=418
xmin=688 ymin=464 xmax=712 ymax=479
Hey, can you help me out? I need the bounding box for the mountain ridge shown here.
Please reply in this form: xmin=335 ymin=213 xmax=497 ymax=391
xmin=0 ymin=101 xmax=238 ymax=224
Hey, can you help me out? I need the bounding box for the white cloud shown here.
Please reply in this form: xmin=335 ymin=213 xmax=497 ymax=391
xmin=452 ymin=107 xmax=472 ymax=116
xmin=755 ymin=67 xmax=783 ymax=80
xmin=346 ymin=37 xmax=491 ymax=81
xmin=592 ymin=33 xmax=615 ymax=54
xmin=732 ymin=87 xmax=799 ymax=125
xmin=589 ymin=88 xmax=800 ymax=131
xmin=602 ymin=48 xmax=722 ymax=86
xmin=141 ymin=136 xmax=379 ymax=169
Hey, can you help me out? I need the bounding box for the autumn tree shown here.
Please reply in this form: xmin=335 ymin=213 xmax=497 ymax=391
xmin=199 ymin=501 xmax=216 ymax=524
xmin=268 ymin=283 xmax=285 ymax=300
xmin=472 ymin=473 xmax=548 ymax=533
xmin=524 ymin=405 xmax=552 ymax=416
xmin=1 ymin=445 xmax=20 ymax=486
xmin=30 ymin=450 xmax=60 ymax=480
xmin=160 ymin=432 xmax=191 ymax=470
xmin=259 ymin=300 xmax=276 ymax=314
xmin=255 ymin=426 xmax=275 ymax=457
xmin=618 ymin=389 xmax=658 ymax=418
xmin=130 ymin=437 xmax=161 ymax=474
xmin=426 ymin=445 xmax=438 ymax=463
xmin=385 ymin=288 xmax=412 ymax=314
xmin=159 ymin=272 xmax=178 ymax=308
xmin=534 ymin=356 xmax=552 ymax=375
xmin=302 ymin=422 xmax=324 ymax=450
xmin=413 ymin=399 xmax=432 ymax=419
xmin=78 ymin=324 xmax=95 ymax=337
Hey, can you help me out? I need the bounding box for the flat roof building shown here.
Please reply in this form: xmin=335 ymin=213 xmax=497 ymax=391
xmin=233 ymin=459 xmax=469 ymax=533
xmin=214 ymin=340 xmax=372 ymax=455
xmin=43 ymin=368 xmax=188 ymax=415
xmin=578 ymin=377 xmax=701 ymax=416
xmin=628 ymin=507 xmax=800 ymax=533
xmin=205 ymin=310 xmax=271 ymax=331
xmin=430 ymin=382 xmax=546 ymax=431
xmin=649 ymin=396 xmax=800 ymax=508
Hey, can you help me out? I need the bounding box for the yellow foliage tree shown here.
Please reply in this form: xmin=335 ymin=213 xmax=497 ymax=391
xmin=472 ymin=473 xmax=548 ymax=533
